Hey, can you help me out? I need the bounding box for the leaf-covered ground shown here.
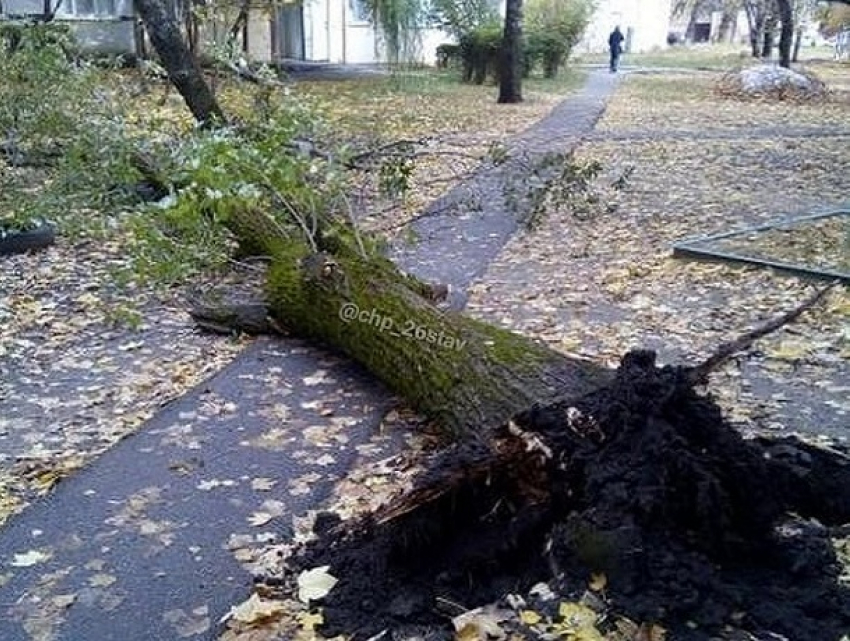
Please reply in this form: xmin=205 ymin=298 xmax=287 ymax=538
xmin=492 ymin=65 xmax=850 ymax=440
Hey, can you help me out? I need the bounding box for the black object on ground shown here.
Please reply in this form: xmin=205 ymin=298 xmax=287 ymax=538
xmin=0 ymin=220 xmax=56 ymax=256
xmin=673 ymin=208 xmax=850 ymax=283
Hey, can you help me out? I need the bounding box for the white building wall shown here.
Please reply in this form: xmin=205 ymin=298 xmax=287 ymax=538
xmin=246 ymin=11 xmax=274 ymax=62
xmin=302 ymin=0 xmax=448 ymax=64
xmin=578 ymin=0 xmax=672 ymax=54
xmin=304 ymin=0 xmax=328 ymax=60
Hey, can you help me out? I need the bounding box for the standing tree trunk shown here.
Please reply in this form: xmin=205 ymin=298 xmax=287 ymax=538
xmin=777 ymin=0 xmax=793 ymax=67
xmin=761 ymin=16 xmax=776 ymax=57
xmin=498 ymin=0 xmax=523 ymax=104
xmin=718 ymin=9 xmax=736 ymax=42
xmin=792 ymin=24 xmax=804 ymax=61
xmin=745 ymin=2 xmax=764 ymax=57
xmin=685 ymin=0 xmax=702 ymax=41
xmin=134 ymin=0 xmax=225 ymax=126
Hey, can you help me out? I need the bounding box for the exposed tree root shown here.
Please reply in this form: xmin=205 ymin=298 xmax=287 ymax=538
xmin=286 ymin=350 xmax=850 ymax=640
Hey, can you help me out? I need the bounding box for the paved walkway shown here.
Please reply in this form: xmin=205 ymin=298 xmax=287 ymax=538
xmin=0 ymin=70 xmax=620 ymax=640
xmin=391 ymin=69 xmax=618 ymax=301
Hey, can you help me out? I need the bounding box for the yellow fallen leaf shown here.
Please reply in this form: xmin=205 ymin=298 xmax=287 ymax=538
xmin=34 ymin=469 xmax=62 ymax=492
xmin=765 ymin=341 xmax=808 ymax=361
xmin=297 ymin=566 xmax=338 ymax=603
xmin=88 ymin=573 xmax=117 ymax=587
xmin=519 ymin=609 xmax=542 ymax=625
xmin=221 ymin=592 xmax=286 ymax=625
xmin=11 ymin=549 xmax=52 ymax=567
xmin=298 ymin=610 xmax=324 ymax=631
xmin=588 ymin=572 xmax=607 ymax=592
xmin=455 ymin=622 xmax=481 ymax=641
xmin=556 ymin=602 xmax=601 ymax=638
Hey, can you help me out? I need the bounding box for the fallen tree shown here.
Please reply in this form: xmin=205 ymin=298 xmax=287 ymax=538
xmin=122 ymin=5 xmax=850 ymax=635
xmin=195 ymin=203 xmax=850 ymax=640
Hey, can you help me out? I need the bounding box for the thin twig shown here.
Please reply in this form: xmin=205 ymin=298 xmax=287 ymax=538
xmin=686 ymin=281 xmax=839 ymax=385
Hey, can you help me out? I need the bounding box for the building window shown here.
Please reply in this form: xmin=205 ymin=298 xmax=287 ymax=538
xmin=348 ymin=0 xmax=370 ymax=24
xmin=68 ymin=0 xmax=117 ymax=17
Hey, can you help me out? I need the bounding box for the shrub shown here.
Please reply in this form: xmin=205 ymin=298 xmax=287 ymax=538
xmin=430 ymin=0 xmax=498 ymax=40
xmin=435 ymin=43 xmax=461 ymax=68
xmin=525 ymin=0 xmax=592 ymax=78
xmin=458 ymin=22 xmax=503 ymax=84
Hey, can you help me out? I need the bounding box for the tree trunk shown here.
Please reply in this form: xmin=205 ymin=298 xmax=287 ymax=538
xmin=792 ymin=24 xmax=803 ymax=61
xmin=761 ymin=17 xmax=775 ymax=57
xmin=746 ymin=6 xmax=764 ymax=57
xmin=134 ymin=0 xmax=225 ymax=126
xmin=777 ymin=0 xmax=794 ymax=67
xmin=497 ymin=0 xmax=523 ymax=104
xmin=685 ymin=0 xmax=702 ymax=41
xmin=220 ymin=207 xmax=609 ymax=435
xmin=718 ymin=9 xmax=735 ymax=42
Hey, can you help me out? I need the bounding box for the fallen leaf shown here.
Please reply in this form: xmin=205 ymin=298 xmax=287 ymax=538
xmin=248 ymin=512 xmax=275 ymax=527
xmin=298 ymin=610 xmax=324 ymax=631
xmin=297 ymin=565 xmax=338 ymax=603
xmin=251 ymin=477 xmax=276 ymax=491
xmin=11 ymin=549 xmax=52 ymax=567
xmin=52 ymin=593 xmax=77 ymax=609
xmin=519 ymin=609 xmax=543 ymax=625
xmin=588 ymin=572 xmax=607 ymax=592
xmin=221 ymin=592 xmax=286 ymax=625
xmin=88 ymin=573 xmax=117 ymax=587
xmin=452 ymin=604 xmax=511 ymax=639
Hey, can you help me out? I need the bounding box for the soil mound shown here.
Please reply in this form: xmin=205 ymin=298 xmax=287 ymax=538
xmin=289 ymin=351 xmax=850 ymax=640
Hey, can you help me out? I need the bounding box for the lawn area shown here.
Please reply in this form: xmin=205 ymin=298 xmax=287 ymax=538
xmin=468 ymin=67 xmax=850 ymax=437
xmin=575 ymin=42 xmax=840 ymax=69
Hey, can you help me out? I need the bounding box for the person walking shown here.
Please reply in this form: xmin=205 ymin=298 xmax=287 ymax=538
xmin=608 ymin=26 xmax=625 ymax=72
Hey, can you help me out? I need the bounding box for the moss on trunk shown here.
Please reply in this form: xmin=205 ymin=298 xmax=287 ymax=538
xmin=225 ymin=206 xmax=610 ymax=434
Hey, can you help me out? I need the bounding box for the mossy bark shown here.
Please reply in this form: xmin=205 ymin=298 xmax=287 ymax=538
xmin=225 ymin=207 xmax=611 ymax=434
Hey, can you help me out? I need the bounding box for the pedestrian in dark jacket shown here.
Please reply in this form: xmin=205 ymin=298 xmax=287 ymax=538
xmin=608 ymin=26 xmax=625 ymax=72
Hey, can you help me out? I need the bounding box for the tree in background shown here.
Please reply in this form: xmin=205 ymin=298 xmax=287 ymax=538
xmin=776 ymin=0 xmax=793 ymax=66
xmin=817 ymin=0 xmax=850 ymax=36
xmin=431 ymin=0 xmax=499 ymax=39
xmin=134 ymin=0 xmax=224 ymax=125
xmin=498 ymin=0 xmax=523 ymax=103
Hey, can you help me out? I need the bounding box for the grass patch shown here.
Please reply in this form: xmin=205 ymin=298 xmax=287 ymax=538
xmin=294 ymin=66 xmax=587 ymax=140
xmin=576 ymin=44 xmax=840 ymax=71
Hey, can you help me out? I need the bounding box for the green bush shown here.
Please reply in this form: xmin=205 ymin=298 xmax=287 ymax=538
xmin=448 ymin=0 xmax=591 ymax=84
xmin=430 ymin=0 xmax=498 ymax=40
xmin=458 ymin=22 xmax=503 ymax=84
xmin=435 ymin=43 xmax=461 ymax=68
xmin=525 ymin=0 xmax=592 ymax=78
